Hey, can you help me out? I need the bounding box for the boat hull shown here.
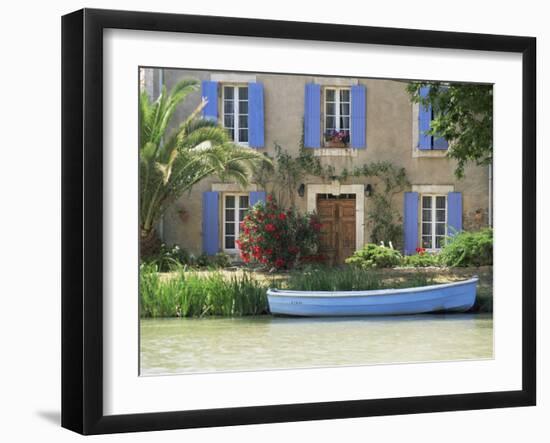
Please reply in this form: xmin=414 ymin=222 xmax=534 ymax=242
xmin=267 ymin=278 xmax=478 ymax=317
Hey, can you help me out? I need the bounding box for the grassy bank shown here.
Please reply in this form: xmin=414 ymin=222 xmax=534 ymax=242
xmin=140 ymin=264 xmax=492 ymax=318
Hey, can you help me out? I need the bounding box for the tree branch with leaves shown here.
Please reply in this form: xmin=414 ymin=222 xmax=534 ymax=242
xmin=407 ymin=82 xmax=493 ymax=178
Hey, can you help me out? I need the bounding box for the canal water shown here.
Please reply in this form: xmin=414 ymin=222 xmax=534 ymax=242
xmin=140 ymin=314 xmax=493 ymax=375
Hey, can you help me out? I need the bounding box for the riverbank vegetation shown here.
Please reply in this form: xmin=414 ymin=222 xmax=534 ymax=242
xmin=140 ymin=263 xmax=492 ymax=318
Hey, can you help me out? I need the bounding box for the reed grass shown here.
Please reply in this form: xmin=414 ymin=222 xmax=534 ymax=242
xmin=140 ymin=263 xmax=269 ymax=318
xmin=140 ymin=264 xmax=484 ymax=318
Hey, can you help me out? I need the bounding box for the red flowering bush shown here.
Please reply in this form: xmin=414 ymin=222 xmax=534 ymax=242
xmin=236 ymin=194 xmax=322 ymax=269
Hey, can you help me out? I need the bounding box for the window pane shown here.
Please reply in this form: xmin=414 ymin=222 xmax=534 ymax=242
xmin=224 ymin=100 xmax=234 ymax=114
xmin=422 ymin=209 xmax=431 ymax=222
xmin=340 ymin=103 xmax=350 ymax=116
xmin=225 ymin=222 xmax=235 ymax=235
xmin=422 ymin=223 xmax=432 ymax=235
xmin=225 ymin=196 xmax=235 ymax=208
xmin=239 ymin=195 xmax=249 ymax=208
xmin=224 ymin=87 xmax=234 ymax=99
xmin=225 ymin=209 xmax=235 ymax=222
xmin=340 ymin=89 xmax=350 ymax=102
xmin=340 ymin=116 xmax=350 ymax=129
xmin=239 ymin=101 xmax=248 ymax=114
xmin=422 ymin=196 xmax=432 ymax=208
xmin=225 ymin=128 xmax=235 ymax=140
xmin=436 ymin=223 xmax=445 ymax=235
xmin=225 ymin=237 xmax=235 ymax=249
xmin=436 ymin=196 xmax=446 ymax=209
xmin=239 ymin=211 xmax=247 ymax=225
xmin=326 ymin=89 xmax=335 ymax=101
xmin=238 ymin=87 xmax=248 ymax=100
xmin=326 ymin=116 xmax=335 ymax=129
xmin=435 ymin=236 xmax=445 ymax=249
xmin=224 ymin=115 xmax=234 ymax=129
xmin=239 ymin=115 xmax=248 ymax=129
xmin=239 ymin=129 xmax=248 ymax=142
xmin=326 ymin=102 xmax=335 ymax=115
xmin=436 ymin=210 xmax=446 ymax=222
xmin=422 ymin=236 xmax=432 ymax=249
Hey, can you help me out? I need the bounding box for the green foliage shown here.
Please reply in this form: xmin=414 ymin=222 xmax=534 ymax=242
xmin=401 ymin=252 xmax=441 ymax=267
xmin=237 ymin=194 xmax=322 ymax=269
xmin=345 ymin=244 xmax=403 ymax=269
xmin=143 ymin=243 xmax=192 ymax=272
xmin=142 ymin=245 xmax=232 ymax=271
xmin=438 ymin=228 xmax=493 ymax=267
xmin=139 ymin=264 xmax=269 ymax=318
xmin=407 ymin=82 xmax=493 ymax=178
xmin=139 ymin=78 xmax=270 ymax=254
xmin=286 ymin=267 xmax=383 ymax=291
xmin=254 ymin=143 xmax=324 ymax=208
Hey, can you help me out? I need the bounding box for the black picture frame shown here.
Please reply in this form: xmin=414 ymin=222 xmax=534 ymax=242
xmin=61 ymin=8 xmax=536 ymax=435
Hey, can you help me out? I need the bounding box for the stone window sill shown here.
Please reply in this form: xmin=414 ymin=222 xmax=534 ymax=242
xmin=313 ymin=148 xmax=358 ymax=157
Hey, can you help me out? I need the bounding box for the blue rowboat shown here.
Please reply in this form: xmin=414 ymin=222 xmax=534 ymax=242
xmin=267 ymin=277 xmax=478 ymax=317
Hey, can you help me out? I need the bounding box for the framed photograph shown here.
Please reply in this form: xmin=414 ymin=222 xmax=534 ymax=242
xmin=61 ymin=8 xmax=536 ymax=435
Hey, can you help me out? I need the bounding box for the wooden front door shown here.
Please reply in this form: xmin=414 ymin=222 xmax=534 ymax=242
xmin=317 ymin=195 xmax=356 ymax=265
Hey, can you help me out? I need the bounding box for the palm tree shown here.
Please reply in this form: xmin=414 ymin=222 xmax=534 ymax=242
xmin=139 ymin=78 xmax=269 ymax=257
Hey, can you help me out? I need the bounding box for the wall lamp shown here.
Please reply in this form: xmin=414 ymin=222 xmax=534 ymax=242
xmin=364 ymin=184 xmax=373 ymax=197
xmin=298 ymin=183 xmax=305 ymax=197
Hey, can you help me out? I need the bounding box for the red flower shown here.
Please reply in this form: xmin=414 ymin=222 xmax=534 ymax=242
xmin=275 ymin=258 xmax=285 ymax=268
xmin=265 ymin=223 xmax=276 ymax=232
xmin=267 ymin=194 xmax=273 ymax=202
xmin=415 ymin=247 xmax=426 ymax=256
xmin=265 ymin=248 xmax=273 ymax=256
xmin=278 ymin=213 xmax=287 ymax=220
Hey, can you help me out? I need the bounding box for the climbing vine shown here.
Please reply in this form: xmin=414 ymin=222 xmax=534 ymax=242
xmin=254 ymin=140 xmax=409 ymax=248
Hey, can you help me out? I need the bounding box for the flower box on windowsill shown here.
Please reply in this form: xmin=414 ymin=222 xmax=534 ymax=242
xmin=324 ymin=140 xmax=348 ymax=149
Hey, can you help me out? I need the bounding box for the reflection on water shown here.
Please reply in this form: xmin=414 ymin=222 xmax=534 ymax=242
xmin=140 ymin=314 xmax=493 ymax=375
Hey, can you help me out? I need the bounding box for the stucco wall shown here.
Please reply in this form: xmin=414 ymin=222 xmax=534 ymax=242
xmin=143 ymin=68 xmax=490 ymax=256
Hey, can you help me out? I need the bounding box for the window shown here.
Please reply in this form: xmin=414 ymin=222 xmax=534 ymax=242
xmin=324 ymin=87 xmax=350 ymax=146
xmin=223 ymin=85 xmax=248 ymax=144
xmin=421 ymin=195 xmax=447 ymax=250
xmin=223 ymin=194 xmax=249 ymax=250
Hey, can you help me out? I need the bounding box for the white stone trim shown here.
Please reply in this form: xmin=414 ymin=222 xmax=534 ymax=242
xmin=412 ymin=184 xmax=454 ymax=194
xmin=211 ymin=183 xmax=258 ymax=192
xmin=306 ymin=183 xmax=364 ymax=251
xmin=313 ymin=77 xmax=359 ymax=86
xmin=313 ymin=148 xmax=358 ymax=157
xmin=211 ymin=73 xmax=257 ymax=83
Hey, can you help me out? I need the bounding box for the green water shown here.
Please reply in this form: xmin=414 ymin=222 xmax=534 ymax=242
xmin=140 ymin=314 xmax=493 ymax=375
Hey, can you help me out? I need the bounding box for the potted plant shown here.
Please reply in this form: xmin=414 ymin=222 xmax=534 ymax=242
xmin=324 ymin=129 xmax=350 ymax=148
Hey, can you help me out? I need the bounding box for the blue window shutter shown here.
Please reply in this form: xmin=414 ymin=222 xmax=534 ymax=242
xmin=249 ymin=191 xmax=266 ymax=207
xmin=202 ymin=191 xmax=219 ymax=255
xmin=433 ymin=136 xmax=449 ymax=150
xmin=447 ymin=192 xmax=463 ymax=236
xmin=403 ymin=192 xmax=419 ymax=255
xmin=248 ymin=82 xmax=264 ymax=148
xmin=418 ymin=86 xmax=432 ymax=150
xmin=351 ymin=85 xmax=366 ymax=149
xmin=201 ymin=80 xmax=218 ymax=121
xmin=304 ymin=83 xmax=321 ymax=148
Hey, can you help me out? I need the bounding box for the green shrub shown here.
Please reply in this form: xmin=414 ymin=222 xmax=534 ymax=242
xmin=143 ymin=244 xmax=193 ymax=272
xmin=401 ymin=252 xmax=441 ymax=267
xmin=237 ymin=194 xmax=321 ymax=269
xmin=439 ymin=228 xmax=493 ymax=267
xmin=345 ymin=244 xmax=402 ymax=269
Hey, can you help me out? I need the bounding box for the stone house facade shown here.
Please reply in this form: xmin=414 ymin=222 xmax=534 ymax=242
xmin=140 ymin=68 xmax=491 ymax=263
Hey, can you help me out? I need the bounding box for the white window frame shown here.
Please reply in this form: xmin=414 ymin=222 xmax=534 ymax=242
xmin=222 ymin=193 xmax=249 ymax=252
xmin=222 ymin=84 xmax=249 ymax=146
xmin=324 ymin=87 xmax=351 ymax=145
xmin=420 ymin=194 xmax=448 ymax=251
